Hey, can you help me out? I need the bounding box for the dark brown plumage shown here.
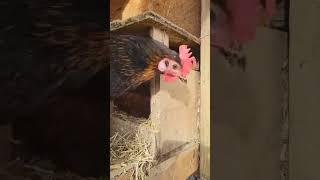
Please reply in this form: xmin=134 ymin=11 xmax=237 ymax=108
xmin=113 ymin=82 xmax=151 ymax=118
xmin=0 ymin=0 xmax=106 ymax=119
xmin=0 ymin=0 xmax=190 ymax=177
xmin=108 ymin=34 xmax=183 ymax=98
xmin=0 ymin=0 xmax=107 ymax=177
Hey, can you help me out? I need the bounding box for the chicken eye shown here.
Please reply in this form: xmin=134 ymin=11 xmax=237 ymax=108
xmin=172 ymin=64 xmax=178 ymax=70
xmin=165 ymin=60 xmax=169 ymax=67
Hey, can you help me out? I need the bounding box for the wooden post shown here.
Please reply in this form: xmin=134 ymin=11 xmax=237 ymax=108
xmin=200 ymin=0 xmax=211 ymax=179
xmin=289 ymin=1 xmax=320 ymax=179
xmin=149 ymin=27 xmax=169 ymax=157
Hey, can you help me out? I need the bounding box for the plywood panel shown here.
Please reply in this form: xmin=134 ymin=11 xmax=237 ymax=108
xmin=213 ymin=28 xmax=287 ymax=180
xmin=156 ymin=70 xmax=200 ymax=155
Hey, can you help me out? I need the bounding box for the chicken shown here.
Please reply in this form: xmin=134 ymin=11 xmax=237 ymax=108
xmin=0 ymin=1 xmax=196 ymax=117
xmin=109 ymin=34 xmax=197 ymax=99
xmin=108 ymin=34 xmax=197 ymax=119
xmin=0 ymin=0 xmax=107 ymax=177
xmin=0 ymin=0 xmax=106 ymax=121
xmin=112 ymin=82 xmax=151 ymax=118
xmin=0 ymin=0 xmax=196 ymax=177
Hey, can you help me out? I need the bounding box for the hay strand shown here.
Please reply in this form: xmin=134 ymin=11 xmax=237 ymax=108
xmin=110 ymin=109 xmax=158 ymax=180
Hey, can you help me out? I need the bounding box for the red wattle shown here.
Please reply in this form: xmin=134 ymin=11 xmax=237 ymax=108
xmin=163 ymin=74 xmax=178 ymax=82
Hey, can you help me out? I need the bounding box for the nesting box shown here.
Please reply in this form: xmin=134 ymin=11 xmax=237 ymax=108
xmin=110 ymin=0 xmax=201 ymax=37
xmin=110 ymin=1 xmax=203 ymax=179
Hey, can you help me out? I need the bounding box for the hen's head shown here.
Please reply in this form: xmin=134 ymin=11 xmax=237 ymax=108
xmin=157 ymin=45 xmax=197 ymax=83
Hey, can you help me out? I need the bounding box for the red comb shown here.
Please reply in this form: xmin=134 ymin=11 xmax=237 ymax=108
xmin=179 ymin=45 xmax=197 ymax=77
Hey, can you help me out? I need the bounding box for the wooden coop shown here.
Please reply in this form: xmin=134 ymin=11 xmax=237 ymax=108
xmin=110 ymin=0 xmax=210 ymax=179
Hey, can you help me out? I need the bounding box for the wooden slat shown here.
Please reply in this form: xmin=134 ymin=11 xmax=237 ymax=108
xmin=200 ymin=0 xmax=211 ymax=179
xmin=149 ymin=27 xmax=169 ymax=157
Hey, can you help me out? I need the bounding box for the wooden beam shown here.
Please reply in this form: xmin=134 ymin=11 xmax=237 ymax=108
xmin=200 ymin=0 xmax=211 ymax=179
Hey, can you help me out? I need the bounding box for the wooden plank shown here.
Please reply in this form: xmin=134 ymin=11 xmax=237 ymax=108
xmin=149 ymin=27 xmax=169 ymax=157
xmin=289 ymin=1 xmax=320 ymax=180
xmin=200 ymin=0 xmax=211 ymax=179
xmin=212 ymin=28 xmax=286 ymax=180
xmin=146 ymin=143 xmax=199 ymax=180
xmin=110 ymin=11 xmax=200 ymax=49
